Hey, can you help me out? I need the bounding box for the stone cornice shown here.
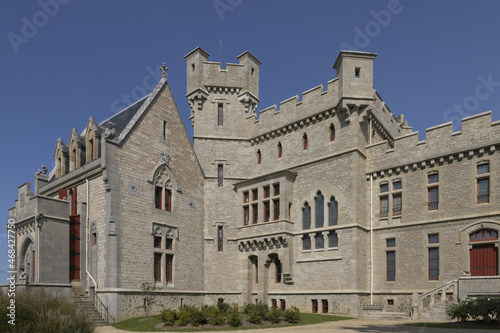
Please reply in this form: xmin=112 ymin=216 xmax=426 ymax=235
xmin=366 ymin=141 xmax=498 ymax=180
xmin=250 ymin=108 xmax=336 ymax=145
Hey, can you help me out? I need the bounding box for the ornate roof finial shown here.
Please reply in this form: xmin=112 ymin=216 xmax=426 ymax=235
xmin=160 ymin=63 xmax=168 ymax=78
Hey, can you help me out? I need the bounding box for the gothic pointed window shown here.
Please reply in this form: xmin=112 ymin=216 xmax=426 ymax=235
xmin=153 ymin=165 xmax=175 ymax=212
xmin=328 ymin=196 xmax=338 ymax=226
xmin=277 ymin=142 xmax=282 ymax=158
xmin=302 ymin=202 xmax=311 ymax=230
xmin=315 ymin=191 xmax=324 ymax=228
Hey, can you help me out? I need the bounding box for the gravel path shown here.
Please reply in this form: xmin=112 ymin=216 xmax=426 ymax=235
xmin=95 ymin=319 xmax=500 ymax=333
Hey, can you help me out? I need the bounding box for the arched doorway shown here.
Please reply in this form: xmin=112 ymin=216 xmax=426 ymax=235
xmin=469 ymin=229 xmax=498 ymax=276
xmin=19 ymin=237 xmax=35 ymax=283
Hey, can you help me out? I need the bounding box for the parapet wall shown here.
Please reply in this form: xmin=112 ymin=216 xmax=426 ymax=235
xmin=367 ymin=111 xmax=500 ymax=173
xmin=248 ymin=78 xmax=340 ymax=137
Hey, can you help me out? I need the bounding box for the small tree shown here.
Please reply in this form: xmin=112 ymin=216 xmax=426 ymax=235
xmin=137 ymin=282 xmax=160 ymax=318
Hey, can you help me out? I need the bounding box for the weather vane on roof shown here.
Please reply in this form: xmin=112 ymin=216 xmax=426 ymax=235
xmin=160 ymin=63 xmax=168 ymax=78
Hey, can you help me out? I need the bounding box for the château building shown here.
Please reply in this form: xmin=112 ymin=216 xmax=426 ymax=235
xmin=9 ymin=48 xmax=500 ymax=321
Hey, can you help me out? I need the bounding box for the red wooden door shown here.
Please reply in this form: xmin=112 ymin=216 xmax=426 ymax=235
xmin=470 ymin=244 xmax=498 ymax=276
xmin=70 ymin=215 xmax=81 ymax=280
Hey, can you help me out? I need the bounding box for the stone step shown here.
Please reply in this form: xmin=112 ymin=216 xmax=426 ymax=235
xmin=364 ymin=312 xmax=411 ymax=321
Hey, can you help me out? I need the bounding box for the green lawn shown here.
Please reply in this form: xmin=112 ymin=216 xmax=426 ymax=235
xmin=406 ymin=321 xmax=500 ymax=330
xmin=113 ymin=313 xmax=353 ymax=332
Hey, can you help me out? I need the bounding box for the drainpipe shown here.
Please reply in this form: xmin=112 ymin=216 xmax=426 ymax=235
xmin=369 ymin=116 xmax=374 ymax=305
xmin=370 ymin=174 xmax=374 ymax=305
xmin=86 ymin=178 xmax=97 ymax=292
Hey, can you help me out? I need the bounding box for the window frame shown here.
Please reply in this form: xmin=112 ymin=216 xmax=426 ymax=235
xmin=273 ymin=199 xmax=280 ymax=220
xmin=217 ymin=226 xmax=223 ymax=252
xmin=387 ymin=251 xmax=396 ymax=282
xmin=217 ymin=164 xmax=223 ymax=187
xmin=217 ymin=103 xmax=223 ymax=126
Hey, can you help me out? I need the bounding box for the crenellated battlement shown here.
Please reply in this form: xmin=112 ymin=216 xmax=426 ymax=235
xmin=247 ymin=79 xmax=340 ymax=137
xmin=366 ymin=111 xmax=500 ymax=176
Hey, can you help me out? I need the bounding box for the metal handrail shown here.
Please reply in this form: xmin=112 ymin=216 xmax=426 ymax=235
xmin=89 ymin=286 xmax=115 ymax=323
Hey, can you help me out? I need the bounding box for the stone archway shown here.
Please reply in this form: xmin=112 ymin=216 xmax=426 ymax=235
xmin=19 ymin=236 xmax=35 ymax=283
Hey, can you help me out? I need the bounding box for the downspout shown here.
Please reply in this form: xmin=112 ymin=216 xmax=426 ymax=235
xmin=86 ymin=178 xmax=97 ymax=291
xmin=369 ymin=116 xmax=374 ymax=305
xmin=370 ymin=174 xmax=374 ymax=305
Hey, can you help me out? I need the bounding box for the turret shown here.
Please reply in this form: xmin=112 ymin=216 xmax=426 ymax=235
xmin=333 ymin=51 xmax=377 ymax=99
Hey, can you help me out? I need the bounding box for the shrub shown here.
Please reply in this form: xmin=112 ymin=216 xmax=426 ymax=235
xmin=247 ymin=310 xmax=262 ymax=324
xmin=159 ymin=308 xmax=177 ymax=326
xmin=283 ymin=306 xmax=301 ymax=323
xmin=206 ymin=307 xmax=225 ymax=326
xmin=185 ymin=305 xmax=206 ymax=327
xmin=0 ymin=288 xmax=94 ymax=333
xmin=176 ymin=309 xmax=189 ymax=326
xmin=448 ymin=297 xmax=500 ymax=323
xmin=217 ymin=300 xmax=230 ymax=313
xmin=227 ymin=304 xmax=242 ymax=327
xmin=268 ymin=306 xmax=282 ymax=324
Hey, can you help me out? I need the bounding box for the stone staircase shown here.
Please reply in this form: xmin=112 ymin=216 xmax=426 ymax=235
xmin=72 ymin=290 xmax=108 ymax=326
xmin=412 ymin=279 xmax=458 ymax=321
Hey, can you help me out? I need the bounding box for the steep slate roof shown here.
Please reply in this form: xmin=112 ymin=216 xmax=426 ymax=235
xmin=100 ymin=95 xmax=150 ymax=136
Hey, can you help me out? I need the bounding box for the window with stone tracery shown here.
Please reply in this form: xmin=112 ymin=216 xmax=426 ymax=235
xmin=153 ymin=165 xmax=175 ymax=212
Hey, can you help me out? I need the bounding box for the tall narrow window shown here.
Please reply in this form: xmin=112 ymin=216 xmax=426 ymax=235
xmin=217 ymin=226 xmax=223 ymax=252
xmin=380 ymin=196 xmax=388 ymax=218
xmin=477 ymin=163 xmax=490 ymax=204
xmin=428 ymin=187 xmax=438 ymax=210
xmin=92 ymin=233 xmax=97 ymax=245
xmin=218 ymin=103 xmax=223 ymax=126
xmin=277 ymin=142 xmax=282 ymax=158
xmin=218 ymin=164 xmax=223 ymax=187
xmin=355 ymin=67 xmax=360 ymax=78
xmin=303 ymin=133 xmax=308 ymax=150
xmin=275 ymin=259 xmax=282 ymax=283
xmin=243 ymin=191 xmax=249 ymax=203
xmin=429 ymin=248 xmax=439 ymax=280
xmin=273 ymin=199 xmax=280 ymax=220
xmin=312 ymin=299 xmax=318 ymax=313
xmin=302 ymin=234 xmax=311 ymax=250
xmin=264 ymin=202 xmax=270 ymax=222
xmin=280 ymin=299 xmax=286 ymax=312
xmin=257 ymin=150 xmax=261 ymax=164
xmin=254 ymin=258 xmax=258 ymax=284
xmin=252 ymin=189 xmax=258 ymax=201
xmin=328 ymin=197 xmax=338 ymax=226
xmin=72 ymin=149 xmax=77 ymax=170
xmin=252 ymin=204 xmax=258 ymax=224
xmin=243 ymin=206 xmax=249 ymax=226
xmin=393 ymin=194 xmax=402 ymax=216
xmin=330 ymin=124 xmax=335 ymax=142
xmin=163 ymin=120 xmax=168 ymax=140
xmin=154 ymin=253 xmax=162 ymax=281
xmin=155 ymin=186 xmax=162 ymax=209
xmin=271 ymin=299 xmax=276 ymax=308
xmin=302 ymin=202 xmax=311 ymax=229
xmin=315 ymin=191 xmax=324 ymax=228
xmin=322 ymin=300 xmax=328 ymax=313
xmin=164 ymin=189 xmax=172 ymax=212
xmin=89 ymin=139 xmax=94 ymax=162
xmin=387 ymin=251 xmax=396 ymax=281
xmin=166 ymin=254 xmax=173 ymax=283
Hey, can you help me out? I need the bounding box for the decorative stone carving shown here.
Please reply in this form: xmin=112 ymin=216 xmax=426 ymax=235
xmin=103 ymin=122 xmax=117 ymax=139
xmin=160 ymin=152 xmax=170 ymax=166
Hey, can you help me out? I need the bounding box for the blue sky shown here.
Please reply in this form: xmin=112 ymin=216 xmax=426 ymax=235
xmin=1 ymin=0 xmax=499 ymax=281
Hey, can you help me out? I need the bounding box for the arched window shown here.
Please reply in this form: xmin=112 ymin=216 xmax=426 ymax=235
xmin=302 ymin=202 xmax=311 ymax=230
xmin=257 ymin=150 xmax=261 ymax=164
xmin=277 ymin=142 xmax=282 ymax=158
xmin=302 ymin=234 xmax=311 ymax=250
xmin=328 ymin=196 xmax=338 ymax=226
xmin=329 ymin=124 xmax=335 ymax=142
xmin=153 ymin=165 xmax=175 ymax=212
xmin=470 ymin=229 xmax=498 ymax=241
xmin=303 ymin=133 xmax=308 ymax=150
xmin=315 ymin=191 xmax=324 ymax=228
